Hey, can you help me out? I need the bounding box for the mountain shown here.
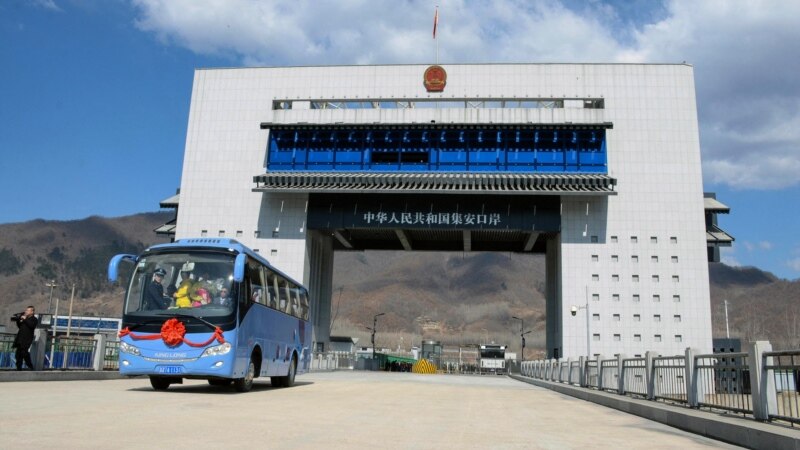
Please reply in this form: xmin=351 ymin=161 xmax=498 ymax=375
xmin=1 ymin=212 xmax=797 ymax=352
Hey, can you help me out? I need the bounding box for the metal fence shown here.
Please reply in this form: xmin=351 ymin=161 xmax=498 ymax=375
xmin=599 ymin=359 xmax=619 ymax=392
xmin=763 ymin=350 xmax=800 ymax=425
xmin=47 ymin=336 xmax=96 ymax=370
xmin=103 ymin=340 xmax=120 ymax=370
xmin=0 ymin=333 xmax=17 ymax=369
xmin=652 ymin=356 xmax=687 ymax=404
xmin=695 ymin=352 xmax=752 ymax=415
xmin=621 ymin=357 xmax=647 ymax=397
xmin=585 ymin=359 xmax=598 ymax=388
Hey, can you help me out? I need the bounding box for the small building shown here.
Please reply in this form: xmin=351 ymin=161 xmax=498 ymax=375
xmin=329 ymin=335 xmax=358 ymax=354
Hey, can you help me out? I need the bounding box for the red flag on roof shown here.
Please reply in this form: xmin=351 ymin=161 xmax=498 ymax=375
xmin=433 ymin=7 xmax=438 ymax=39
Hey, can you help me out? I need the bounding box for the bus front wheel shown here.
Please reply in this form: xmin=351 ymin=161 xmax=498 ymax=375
xmin=234 ymin=358 xmax=256 ymax=392
xmin=149 ymin=376 xmax=172 ymax=391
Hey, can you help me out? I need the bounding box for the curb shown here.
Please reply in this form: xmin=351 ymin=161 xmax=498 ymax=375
xmin=0 ymin=371 xmax=127 ymax=382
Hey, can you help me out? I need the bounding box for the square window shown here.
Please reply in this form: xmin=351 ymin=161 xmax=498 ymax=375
xmin=632 ymin=275 xmax=639 ymax=282
xmin=675 ymin=335 xmax=683 ymax=343
xmin=670 ymin=237 xmax=678 ymax=244
xmin=672 ymin=275 xmax=680 ymax=282
xmin=674 ymin=315 xmax=681 ymax=323
xmin=632 ymin=255 xmax=639 ymax=263
xmin=634 ymin=334 xmax=642 ymax=342
xmin=611 ymin=255 xmax=619 ymax=262
xmin=592 ymin=274 xmax=599 ymax=282
xmin=591 ymin=254 xmax=599 ymax=262
xmin=654 ymin=334 xmax=662 ymax=342
xmin=633 ymin=314 xmax=641 ymax=321
xmin=671 ymin=256 xmax=678 ymax=263
xmin=270 ymin=249 xmax=278 ymax=256
xmin=651 ymin=255 xmax=659 ymax=263
xmin=614 ymin=334 xmax=621 ymax=341
xmin=631 ymin=236 xmax=638 ymax=244
xmin=218 ymin=230 xmax=225 ymax=237
xmin=613 ymin=314 xmax=620 ymax=321
xmin=673 ymin=295 xmax=681 ymax=303
xmin=593 ymin=334 xmax=601 ymax=341
xmin=652 ymin=275 xmax=660 ymax=282
xmin=653 ymin=294 xmax=661 ymax=302
xmin=592 ymin=294 xmax=600 ymax=302
xmin=272 ymin=230 xmax=280 ymax=238
xmin=633 ymin=294 xmax=640 ymax=302
xmin=612 ymin=274 xmax=620 ymax=282
xmin=201 ymin=230 xmax=208 ymax=237
xmin=612 ymin=294 xmax=620 ymax=302
xmin=651 ymin=236 xmax=658 ymax=244
xmin=611 ymin=235 xmax=618 ymax=243
xmin=591 ymin=235 xmax=598 ymax=243
xmin=236 ymin=230 xmax=243 ymax=238
xmin=592 ymin=314 xmax=600 ymax=321
xmin=654 ymin=314 xmax=661 ymax=322
xmin=254 ymin=230 xmax=261 ymax=238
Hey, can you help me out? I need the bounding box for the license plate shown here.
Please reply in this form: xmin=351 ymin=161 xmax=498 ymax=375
xmin=156 ymin=365 xmax=185 ymax=374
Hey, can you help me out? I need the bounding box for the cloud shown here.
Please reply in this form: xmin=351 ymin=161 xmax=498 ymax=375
xmin=32 ymin=0 xmax=61 ymax=12
xmin=758 ymin=241 xmax=773 ymax=250
xmin=720 ymin=247 xmax=740 ymax=267
xmin=129 ymin=0 xmax=800 ymax=190
xmin=787 ymin=258 xmax=800 ymax=273
xmin=743 ymin=240 xmax=774 ymax=252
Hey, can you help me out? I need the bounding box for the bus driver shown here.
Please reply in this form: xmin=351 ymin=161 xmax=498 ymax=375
xmin=143 ymin=268 xmax=170 ymax=310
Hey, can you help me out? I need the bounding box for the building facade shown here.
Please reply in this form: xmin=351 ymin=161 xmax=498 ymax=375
xmin=165 ymin=63 xmax=720 ymax=358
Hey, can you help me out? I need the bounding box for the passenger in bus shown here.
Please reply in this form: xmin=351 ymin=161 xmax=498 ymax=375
xmin=173 ymin=271 xmax=199 ymax=308
xmin=214 ymin=288 xmax=233 ymax=308
xmin=143 ymin=268 xmax=170 ymax=310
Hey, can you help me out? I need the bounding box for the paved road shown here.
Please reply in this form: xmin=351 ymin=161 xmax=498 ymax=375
xmin=1 ymin=371 xmax=739 ymax=449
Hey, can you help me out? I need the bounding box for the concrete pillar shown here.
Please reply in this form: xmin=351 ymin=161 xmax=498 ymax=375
xmin=617 ymin=353 xmax=626 ymax=395
xmin=545 ymin=236 xmax=562 ymax=358
xmin=645 ymin=351 xmax=658 ymax=400
xmin=31 ymin=328 xmax=48 ymax=371
xmin=92 ymin=334 xmax=106 ymax=371
xmin=578 ymin=356 xmax=586 ymax=387
xmin=305 ymin=231 xmax=334 ymax=354
xmin=747 ymin=341 xmax=777 ymax=421
xmin=596 ymin=354 xmax=604 ymax=390
xmin=684 ymin=347 xmax=698 ymax=407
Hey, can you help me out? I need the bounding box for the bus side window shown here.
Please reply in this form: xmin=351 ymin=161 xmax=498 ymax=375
xmin=247 ymin=259 xmax=265 ymax=305
xmin=278 ymin=277 xmax=290 ymax=312
xmin=300 ymin=290 xmax=310 ymax=320
xmin=265 ymin=270 xmax=278 ymax=309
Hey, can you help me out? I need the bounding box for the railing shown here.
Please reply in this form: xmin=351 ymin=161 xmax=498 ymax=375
xmin=310 ymin=352 xmax=355 ymax=371
xmin=518 ymin=341 xmax=798 ymax=428
xmin=653 ymin=356 xmax=687 ymax=404
xmin=47 ymin=336 xmax=97 ymax=370
xmin=0 ymin=333 xmax=17 ymax=369
xmin=621 ymin=357 xmax=647 ymax=397
xmin=763 ymin=350 xmax=800 ymax=425
xmin=103 ymin=340 xmax=120 ymax=370
xmin=695 ymin=352 xmax=752 ymax=415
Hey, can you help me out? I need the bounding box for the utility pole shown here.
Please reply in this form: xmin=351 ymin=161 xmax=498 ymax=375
xmin=724 ymin=300 xmax=730 ymax=339
xmin=45 ymin=280 xmax=58 ymax=314
xmin=512 ymin=316 xmax=524 ymax=361
xmin=369 ymin=313 xmax=385 ymax=360
xmin=66 ymin=284 xmax=76 ymax=337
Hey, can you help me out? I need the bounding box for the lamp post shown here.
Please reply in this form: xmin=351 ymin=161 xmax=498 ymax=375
xmin=571 ymin=286 xmax=591 ymax=358
xmin=45 ymin=280 xmax=58 ymax=314
xmin=369 ymin=313 xmax=385 ymax=360
xmin=512 ymin=316 xmax=524 ymax=361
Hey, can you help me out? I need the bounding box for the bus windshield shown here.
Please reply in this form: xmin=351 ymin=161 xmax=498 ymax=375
xmin=125 ymin=251 xmax=236 ymax=318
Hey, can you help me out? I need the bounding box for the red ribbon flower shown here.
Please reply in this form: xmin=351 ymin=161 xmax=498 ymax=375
xmin=160 ymin=318 xmax=186 ymax=347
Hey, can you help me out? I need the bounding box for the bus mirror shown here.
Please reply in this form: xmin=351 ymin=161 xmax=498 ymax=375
xmin=108 ymin=254 xmax=138 ymax=283
xmin=233 ymin=253 xmax=246 ymax=282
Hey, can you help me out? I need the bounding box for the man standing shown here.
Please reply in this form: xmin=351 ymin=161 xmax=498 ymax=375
xmin=143 ymin=268 xmax=169 ymax=310
xmin=12 ymin=306 xmax=38 ymax=371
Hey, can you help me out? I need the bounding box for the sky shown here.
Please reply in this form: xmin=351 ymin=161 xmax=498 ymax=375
xmin=1 ymin=0 xmax=798 ymax=279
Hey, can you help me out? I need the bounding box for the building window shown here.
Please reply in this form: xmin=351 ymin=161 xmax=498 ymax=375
xmin=633 ymin=294 xmax=640 ymax=302
xmin=593 ymin=334 xmax=601 ymax=341
xmin=670 ymin=237 xmax=678 ymax=244
xmin=270 ymin=249 xmax=278 ymax=256
xmin=671 ymin=256 xmax=678 ymax=263
xmin=201 ymin=230 xmax=208 ymax=237
xmin=655 ymin=334 xmax=662 ymax=342
xmin=633 ymin=314 xmax=641 ymax=322
xmin=254 ymin=230 xmax=261 ymax=238
xmin=592 ymin=293 xmax=600 ymax=302
xmin=652 ymin=294 xmax=660 ymax=302
xmin=632 ymin=255 xmax=639 ymax=263
xmin=236 ymin=230 xmax=243 ymax=238
xmin=613 ymin=314 xmax=620 ymax=321
xmin=674 ymin=315 xmax=682 ymax=323
xmin=613 ymin=334 xmax=621 ymax=341
xmin=675 ymin=335 xmax=683 ymax=343
xmin=611 ymin=255 xmax=619 ymax=262
xmin=218 ymin=230 xmax=225 ymax=237
xmin=632 ymin=275 xmax=639 ymax=282
xmin=673 ymin=295 xmax=681 ymax=303
xmin=650 ymin=236 xmax=658 ymax=244
xmin=634 ymin=334 xmax=642 ymax=342
xmin=611 ymin=235 xmax=618 ymax=243
xmin=612 ymin=294 xmax=620 ymax=302
xmin=651 ymin=255 xmax=659 ymax=263
xmin=652 ymin=275 xmax=660 ymax=282
xmin=591 ymin=254 xmax=599 ymax=262
xmin=612 ymin=274 xmax=620 ymax=282
xmin=631 ymin=236 xmax=638 ymax=244
xmin=591 ymin=235 xmax=598 ymax=243
xmin=672 ymin=275 xmax=680 ymax=282
xmin=654 ymin=314 xmax=661 ymax=322
xmin=592 ymin=313 xmax=600 ymax=321
xmin=592 ymin=274 xmax=599 ymax=282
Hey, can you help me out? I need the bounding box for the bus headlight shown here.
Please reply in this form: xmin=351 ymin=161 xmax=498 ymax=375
xmin=120 ymin=341 xmax=141 ymax=356
xmin=200 ymin=342 xmax=232 ymax=358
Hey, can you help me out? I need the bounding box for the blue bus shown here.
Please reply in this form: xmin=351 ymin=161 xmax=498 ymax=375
xmin=108 ymin=238 xmax=312 ymax=392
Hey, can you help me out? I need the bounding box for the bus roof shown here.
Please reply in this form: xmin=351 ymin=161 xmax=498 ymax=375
xmin=144 ymin=238 xmax=306 ymax=289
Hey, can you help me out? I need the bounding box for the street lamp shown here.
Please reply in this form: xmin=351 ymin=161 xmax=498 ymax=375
xmin=368 ymin=313 xmax=385 ymax=360
xmin=512 ymin=316 xmax=524 ymax=361
xmin=570 ymin=286 xmax=591 ymax=358
xmin=45 ymin=280 xmax=58 ymax=314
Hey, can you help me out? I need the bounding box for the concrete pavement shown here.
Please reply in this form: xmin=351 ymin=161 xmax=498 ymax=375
xmin=0 ymin=371 xmax=742 ymax=449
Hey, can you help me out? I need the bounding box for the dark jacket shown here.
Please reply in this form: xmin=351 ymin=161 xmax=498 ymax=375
xmin=13 ymin=315 xmax=38 ymax=349
xmin=143 ymin=280 xmax=168 ymax=310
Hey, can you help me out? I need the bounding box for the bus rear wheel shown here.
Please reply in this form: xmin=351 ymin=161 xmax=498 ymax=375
xmin=272 ymin=356 xmax=297 ymax=388
xmin=234 ymin=358 xmax=256 ymax=392
xmin=149 ymin=376 xmax=172 ymax=391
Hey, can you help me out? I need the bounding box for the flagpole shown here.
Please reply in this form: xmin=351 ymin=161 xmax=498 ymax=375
xmin=434 ymin=6 xmax=439 ymax=64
